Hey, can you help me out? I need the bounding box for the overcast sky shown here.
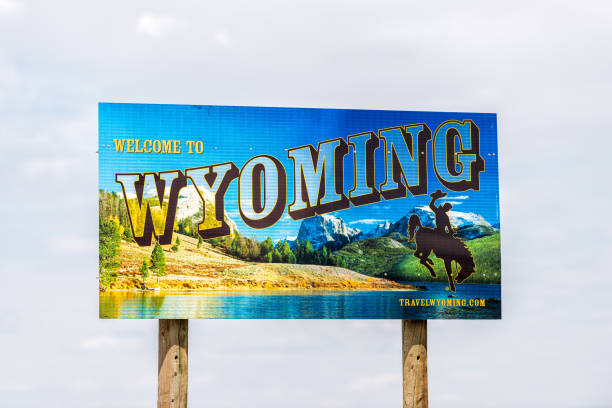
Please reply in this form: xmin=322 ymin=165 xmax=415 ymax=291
xmin=1 ymin=1 xmax=611 ymax=407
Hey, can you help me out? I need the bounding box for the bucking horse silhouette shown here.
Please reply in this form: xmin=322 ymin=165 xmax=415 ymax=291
xmin=408 ymin=190 xmax=476 ymax=292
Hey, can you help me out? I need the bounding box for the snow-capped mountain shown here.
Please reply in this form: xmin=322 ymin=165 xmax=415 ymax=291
xmin=296 ymin=214 xmax=362 ymax=250
xmin=361 ymin=220 xmax=392 ymax=239
xmin=176 ymin=185 xmax=206 ymax=219
xmin=176 ymin=185 xmax=238 ymax=233
xmin=365 ymin=205 xmax=497 ymax=240
xmin=294 ymin=205 xmax=497 ymax=251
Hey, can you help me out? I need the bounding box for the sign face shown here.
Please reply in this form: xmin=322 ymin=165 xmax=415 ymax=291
xmin=99 ymin=103 xmax=500 ymax=319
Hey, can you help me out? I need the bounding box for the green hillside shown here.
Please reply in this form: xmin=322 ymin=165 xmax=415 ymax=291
xmin=334 ymin=233 xmax=501 ymax=284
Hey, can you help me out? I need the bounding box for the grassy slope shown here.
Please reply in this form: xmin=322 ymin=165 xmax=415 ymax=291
xmin=334 ymin=234 xmax=501 ymax=284
xmin=107 ymin=233 xmax=412 ymax=291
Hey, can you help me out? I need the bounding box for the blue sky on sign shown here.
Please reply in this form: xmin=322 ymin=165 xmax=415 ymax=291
xmin=1 ymin=1 xmax=611 ymax=407
xmin=99 ymin=103 xmax=499 ymax=240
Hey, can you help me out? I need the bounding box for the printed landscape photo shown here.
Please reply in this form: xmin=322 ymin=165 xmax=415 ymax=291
xmin=99 ymin=187 xmax=501 ymax=319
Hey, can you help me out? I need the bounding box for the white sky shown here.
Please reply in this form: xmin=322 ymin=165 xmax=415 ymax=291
xmin=1 ymin=0 xmax=611 ymax=407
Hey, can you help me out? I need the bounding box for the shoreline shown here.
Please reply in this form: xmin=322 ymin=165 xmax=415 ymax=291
xmin=100 ymin=284 xmax=418 ymax=294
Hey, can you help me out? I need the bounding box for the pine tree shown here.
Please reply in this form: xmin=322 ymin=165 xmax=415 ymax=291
xmin=293 ymin=241 xmax=303 ymax=263
xmin=139 ymin=256 xmax=149 ymax=286
xmin=261 ymin=237 xmax=274 ymax=259
xmin=314 ymin=250 xmax=323 ymax=265
xmin=272 ymin=249 xmax=283 ymax=263
xmin=328 ymin=254 xmax=337 ymax=266
xmin=230 ymin=236 xmax=240 ymax=256
xmin=171 ymin=236 xmax=180 ymax=252
xmin=151 ymin=240 xmax=166 ymax=283
xmin=321 ymin=246 xmax=329 ymax=265
xmin=99 ymin=219 xmax=121 ymax=287
xmin=280 ymin=241 xmax=293 ymax=263
xmin=304 ymin=240 xmax=314 ymax=264
xmin=123 ymin=225 xmax=133 ymax=241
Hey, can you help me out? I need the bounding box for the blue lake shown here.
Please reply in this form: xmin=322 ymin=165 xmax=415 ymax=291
xmin=100 ymin=282 xmax=501 ymax=319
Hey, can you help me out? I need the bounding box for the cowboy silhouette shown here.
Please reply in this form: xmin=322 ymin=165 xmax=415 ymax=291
xmin=409 ymin=189 xmax=476 ymax=292
xmin=429 ymin=189 xmax=455 ymax=236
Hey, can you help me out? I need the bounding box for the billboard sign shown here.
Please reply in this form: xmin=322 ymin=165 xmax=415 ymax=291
xmin=99 ymin=103 xmax=500 ymax=319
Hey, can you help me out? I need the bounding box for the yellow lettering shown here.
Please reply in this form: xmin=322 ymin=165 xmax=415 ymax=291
xmin=162 ymin=140 xmax=172 ymax=154
xmin=195 ymin=140 xmax=204 ymax=154
xmin=113 ymin=139 xmax=125 ymax=152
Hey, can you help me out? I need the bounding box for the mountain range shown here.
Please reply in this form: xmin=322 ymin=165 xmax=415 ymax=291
xmin=295 ymin=214 xmax=361 ymax=250
xmin=293 ymin=205 xmax=497 ymax=249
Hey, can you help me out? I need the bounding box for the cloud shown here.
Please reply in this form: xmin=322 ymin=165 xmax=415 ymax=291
xmin=22 ymin=158 xmax=80 ymax=178
xmin=348 ymin=219 xmax=387 ymax=225
xmin=215 ymin=30 xmax=233 ymax=47
xmin=349 ymin=373 xmax=400 ymax=391
xmin=79 ymin=335 xmax=139 ymax=350
xmin=447 ymin=195 xmax=469 ymax=200
xmin=0 ymin=380 xmax=31 ymax=393
xmin=46 ymin=234 xmax=96 ymax=254
xmin=137 ymin=13 xmax=176 ymax=38
xmin=192 ymin=372 xmax=216 ymax=385
xmin=0 ymin=0 xmax=23 ymax=15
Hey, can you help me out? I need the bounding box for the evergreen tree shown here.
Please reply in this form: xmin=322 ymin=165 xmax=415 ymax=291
xmin=328 ymin=254 xmax=337 ymax=266
xmin=261 ymin=237 xmax=274 ymax=260
xmin=304 ymin=240 xmax=314 ymax=264
xmin=139 ymin=256 xmax=149 ymax=286
xmin=99 ymin=219 xmax=121 ymax=286
xmin=293 ymin=241 xmax=303 ymax=263
xmin=171 ymin=236 xmax=180 ymax=252
xmin=266 ymin=252 xmax=273 ymax=263
xmin=230 ymin=236 xmax=240 ymax=256
xmin=222 ymin=235 xmax=233 ymax=252
xmin=280 ymin=241 xmax=293 ymax=263
xmin=314 ymin=250 xmax=323 ymax=265
xmin=272 ymin=249 xmax=283 ymax=263
xmin=151 ymin=240 xmax=166 ymax=283
xmin=321 ymin=246 xmax=329 ymax=265
xmin=123 ymin=225 xmax=133 ymax=241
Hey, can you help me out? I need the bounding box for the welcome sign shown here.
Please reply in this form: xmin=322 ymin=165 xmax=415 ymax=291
xmin=99 ymin=103 xmax=500 ymax=319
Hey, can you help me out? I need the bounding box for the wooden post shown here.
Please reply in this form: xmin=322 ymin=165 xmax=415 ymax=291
xmin=158 ymin=319 xmax=188 ymax=408
xmin=402 ymin=320 xmax=428 ymax=408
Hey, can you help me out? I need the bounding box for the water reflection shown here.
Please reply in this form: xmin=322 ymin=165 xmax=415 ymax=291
xmin=99 ymin=282 xmax=501 ymax=319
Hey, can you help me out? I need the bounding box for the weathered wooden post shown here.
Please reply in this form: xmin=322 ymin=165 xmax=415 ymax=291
xmin=158 ymin=319 xmax=189 ymax=408
xmin=402 ymin=320 xmax=428 ymax=408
